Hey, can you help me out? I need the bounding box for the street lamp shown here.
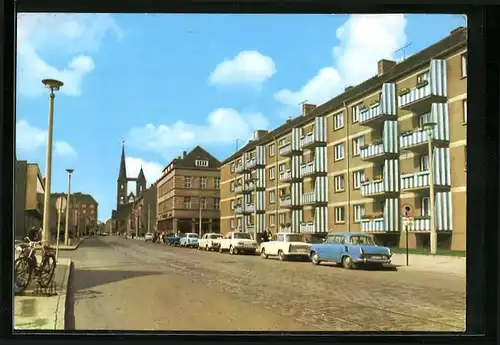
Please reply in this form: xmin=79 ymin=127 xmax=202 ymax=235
xmin=251 ymin=177 xmax=259 ymax=241
xmin=64 ymin=169 xmax=74 ymax=246
xmin=41 ymin=79 xmax=64 ymax=243
xmin=198 ymin=196 xmax=203 ymax=237
xmin=423 ymin=121 xmax=437 ymax=255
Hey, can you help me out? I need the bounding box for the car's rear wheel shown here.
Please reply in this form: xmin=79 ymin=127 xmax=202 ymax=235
xmin=342 ymin=256 xmax=354 ymax=269
xmin=219 ymin=245 xmax=224 ymax=253
xmin=260 ymin=248 xmax=268 ymax=259
xmin=278 ymin=250 xmax=286 ymax=261
xmin=311 ymin=252 xmax=320 ymax=265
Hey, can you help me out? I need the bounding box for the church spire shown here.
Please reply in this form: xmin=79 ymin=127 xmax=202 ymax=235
xmin=119 ymin=139 xmax=127 ymax=179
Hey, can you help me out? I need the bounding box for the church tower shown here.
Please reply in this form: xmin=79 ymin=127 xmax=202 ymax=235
xmin=117 ymin=142 xmax=128 ymax=208
xmin=136 ymin=166 xmax=147 ymax=198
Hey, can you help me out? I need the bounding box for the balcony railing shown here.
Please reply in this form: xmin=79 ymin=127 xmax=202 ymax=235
xmin=234 ymin=184 xmax=244 ymax=194
xmin=360 ymin=179 xmax=386 ymax=197
xmin=300 ymin=132 xmax=326 ymax=149
xmin=360 ymin=216 xmax=385 ymax=232
xmin=243 ymin=181 xmax=255 ymax=192
xmin=280 ymin=170 xmax=292 ymax=182
xmin=398 ymin=81 xmax=446 ymax=113
xmin=300 ymin=222 xmax=315 ymax=233
xmin=245 ymin=203 xmax=256 ymax=213
xmin=300 ymin=161 xmax=316 ymax=178
xmin=280 ymin=196 xmax=292 ymax=207
xmin=406 ymin=217 xmax=431 ymax=232
xmin=279 ymin=141 xmax=292 ymax=156
xmin=400 ymin=171 xmax=430 ymax=191
xmin=301 ymin=192 xmax=316 ymax=205
xmin=246 ymin=157 xmax=257 ymax=170
xmin=360 ymin=142 xmax=389 ymax=161
xmin=279 ymin=225 xmax=292 ymax=233
xmin=234 ymin=163 xmax=244 ymax=174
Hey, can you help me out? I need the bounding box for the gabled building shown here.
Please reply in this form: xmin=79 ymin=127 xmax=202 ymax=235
xmin=50 ymin=192 xmax=99 ymax=237
xmin=156 ymin=146 xmax=221 ymax=235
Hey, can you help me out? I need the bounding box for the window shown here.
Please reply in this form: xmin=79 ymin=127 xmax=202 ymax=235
xmin=421 ymin=197 xmax=430 ymax=216
xmin=195 ymin=160 xmax=209 ymax=167
xmin=237 ymin=218 xmax=242 ymax=228
xmin=269 ymin=190 xmax=276 ymax=203
xmin=230 ymin=219 xmax=235 ymax=228
xmin=184 ymin=176 xmax=192 ymax=188
xmin=351 ymin=104 xmax=361 ymax=123
xmin=417 ymin=71 xmax=429 ymax=84
xmin=335 ymin=207 xmax=345 ymax=223
xmin=214 ymin=177 xmax=220 ymax=189
xmin=353 ymin=170 xmax=365 ymax=189
xmin=269 ymin=167 xmax=276 ymax=180
xmin=418 ymin=112 xmax=430 ymax=128
xmin=230 ymin=181 xmax=235 ymax=192
xmin=279 ymin=163 xmax=286 ymax=172
xmin=200 ymin=176 xmax=207 ymax=189
xmin=420 ymin=154 xmax=429 ymax=171
xmin=353 ymin=204 xmax=365 ymax=223
xmin=184 ymin=197 xmax=191 ymax=209
xmin=269 ymin=214 xmax=276 ymax=226
xmin=230 ymin=200 xmax=235 ymax=210
xmin=231 ymin=163 xmax=235 ymax=173
xmin=334 ymin=113 xmax=344 ymax=130
xmin=214 ymin=198 xmax=220 ymax=210
xmin=334 ymin=175 xmax=345 ymax=192
xmin=269 ymin=144 xmax=276 ymax=157
xmin=352 ymin=136 xmax=364 ymax=156
xmin=334 ymin=143 xmax=345 ymax=161
xmin=463 ymin=99 xmax=467 ymax=123
xmin=461 ymin=53 xmax=467 ymax=78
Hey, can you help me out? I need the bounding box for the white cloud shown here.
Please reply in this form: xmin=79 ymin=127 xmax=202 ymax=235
xmin=274 ymin=14 xmax=407 ymax=107
xmin=127 ymin=108 xmax=269 ymax=158
xmin=125 ymin=156 xmax=164 ymax=185
xmin=16 ymin=120 xmax=76 ymax=157
xmin=17 ymin=13 xmax=122 ymax=97
xmin=209 ymin=50 xmax=276 ymax=87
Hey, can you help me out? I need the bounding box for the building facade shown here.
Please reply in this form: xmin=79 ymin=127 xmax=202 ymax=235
xmin=219 ymin=27 xmax=467 ymax=251
xmin=14 ymin=160 xmax=45 ymax=239
xmin=156 ymin=146 xmax=221 ymax=235
xmin=50 ymin=192 xmax=99 ymax=237
xmin=131 ymin=183 xmax=157 ymax=236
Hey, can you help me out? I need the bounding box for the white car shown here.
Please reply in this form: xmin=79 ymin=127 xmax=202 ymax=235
xmin=219 ymin=231 xmax=258 ymax=255
xmin=260 ymin=233 xmax=311 ymax=261
xmin=180 ymin=233 xmax=199 ymax=248
xmin=144 ymin=233 xmax=154 ymax=242
xmin=198 ymin=233 xmax=223 ymax=251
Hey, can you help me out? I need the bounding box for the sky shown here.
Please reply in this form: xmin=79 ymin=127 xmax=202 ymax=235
xmin=15 ymin=13 xmax=467 ymax=221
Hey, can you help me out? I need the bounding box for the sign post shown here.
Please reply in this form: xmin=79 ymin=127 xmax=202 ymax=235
xmin=55 ymin=196 xmax=67 ymax=262
xmin=401 ymin=204 xmax=413 ymax=266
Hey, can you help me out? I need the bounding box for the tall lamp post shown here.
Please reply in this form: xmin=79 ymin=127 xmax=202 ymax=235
xmin=41 ymin=79 xmax=64 ymax=242
xmin=64 ymin=169 xmax=74 ymax=246
xmin=251 ymin=177 xmax=258 ymax=241
xmin=198 ymin=196 xmax=203 ymax=237
xmin=423 ymin=121 xmax=437 ymax=255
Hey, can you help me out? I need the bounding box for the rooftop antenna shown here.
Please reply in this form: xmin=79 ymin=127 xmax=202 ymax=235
xmin=299 ymin=99 xmax=308 ymax=106
xmin=394 ymin=42 xmax=412 ymax=62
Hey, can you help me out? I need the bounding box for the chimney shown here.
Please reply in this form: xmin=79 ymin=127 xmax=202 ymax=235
xmin=301 ymin=103 xmax=317 ymax=117
xmin=345 ymin=86 xmax=353 ymax=92
xmin=183 ymin=151 xmax=187 ymax=158
xmin=377 ymin=59 xmax=396 ymax=76
xmin=254 ymin=130 xmax=269 ymax=141
xmin=450 ymin=26 xmax=466 ymax=36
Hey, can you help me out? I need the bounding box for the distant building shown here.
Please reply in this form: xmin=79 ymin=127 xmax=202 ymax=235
xmin=156 ymin=146 xmax=221 ymax=235
xmin=14 ymin=160 xmax=45 ymax=239
xmin=131 ymin=183 xmax=157 ymax=236
xmin=50 ymin=192 xmax=99 ymax=237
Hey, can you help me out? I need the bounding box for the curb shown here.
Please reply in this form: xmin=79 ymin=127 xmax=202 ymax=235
xmin=54 ymin=259 xmax=72 ymax=330
xmin=57 ymin=237 xmax=87 ymax=251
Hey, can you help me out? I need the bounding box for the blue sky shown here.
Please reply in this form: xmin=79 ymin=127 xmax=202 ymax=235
xmin=15 ymin=13 xmax=466 ymax=221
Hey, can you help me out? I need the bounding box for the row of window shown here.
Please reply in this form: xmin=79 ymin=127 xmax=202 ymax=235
xmin=159 ymin=176 xmax=221 ymax=196
xmin=158 ymin=197 xmax=220 ymax=211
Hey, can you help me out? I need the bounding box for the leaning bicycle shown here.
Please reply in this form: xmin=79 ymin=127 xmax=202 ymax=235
xmin=14 ymin=237 xmax=57 ymax=294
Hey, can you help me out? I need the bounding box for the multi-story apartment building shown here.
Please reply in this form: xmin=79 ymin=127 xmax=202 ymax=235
xmin=14 ymin=160 xmax=45 ymax=239
xmin=50 ymin=192 xmax=99 ymax=236
xmin=220 ymin=27 xmax=467 ymax=251
xmin=131 ymin=183 xmax=157 ymax=236
xmin=156 ymin=146 xmax=221 ymax=234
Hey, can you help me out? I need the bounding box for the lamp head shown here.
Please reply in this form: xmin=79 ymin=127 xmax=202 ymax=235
xmin=42 ymin=79 xmax=64 ymax=91
xmin=66 ymin=169 xmax=74 ymax=174
xmin=423 ymin=121 xmax=437 ymax=131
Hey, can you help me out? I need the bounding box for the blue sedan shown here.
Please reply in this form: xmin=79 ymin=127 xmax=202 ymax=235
xmin=309 ymin=232 xmax=392 ymax=269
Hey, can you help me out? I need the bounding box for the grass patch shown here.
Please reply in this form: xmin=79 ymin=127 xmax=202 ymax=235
xmin=390 ymin=247 xmax=466 ymax=257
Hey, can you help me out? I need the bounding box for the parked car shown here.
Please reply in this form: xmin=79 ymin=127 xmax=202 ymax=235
xmin=179 ymin=233 xmax=199 ymax=248
xmin=144 ymin=233 xmax=154 ymax=242
xmin=260 ymin=233 xmax=311 ymax=261
xmin=198 ymin=233 xmax=223 ymax=251
xmin=166 ymin=233 xmax=182 ymax=246
xmin=309 ymin=232 xmax=392 ymax=269
xmin=219 ymin=231 xmax=258 ymax=255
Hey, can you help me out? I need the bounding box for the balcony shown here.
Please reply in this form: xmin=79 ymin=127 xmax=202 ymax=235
xmin=360 ymin=216 xmax=385 ymax=232
xmin=245 ymin=203 xmax=256 ymax=214
xmin=360 ymin=179 xmax=396 ymax=198
xmin=234 ymin=163 xmax=244 ymax=174
xmin=300 ymin=132 xmax=326 ymax=150
xmin=359 ymin=102 xmax=393 ymax=127
xmin=406 ymin=217 xmax=431 ymax=232
xmin=360 ymin=141 xmax=396 ymax=162
xmin=279 ymin=141 xmax=294 ymax=156
xmin=246 ymin=157 xmax=257 ymax=170
xmin=400 ymin=171 xmax=431 ymax=192
xmin=234 ymin=184 xmax=244 ymax=194
xmin=301 ymin=191 xmax=326 ymax=206
xmin=234 ymin=204 xmax=245 ymax=214
xmin=300 ymin=222 xmax=315 ymax=233
xmin=300 ymin=161 xmax=324 ymax=178
xmin=279 ymin=225 xmax=292 ymax=233
xmin=280 ymin=195 xmax=292 ymax=208
xmin=280 ymin=170 xmax=292 ymax=182
xmin=400 ymin=128 xmax=448 ymax=154
xmin=398 ymin=72 xmax=447 ymax=114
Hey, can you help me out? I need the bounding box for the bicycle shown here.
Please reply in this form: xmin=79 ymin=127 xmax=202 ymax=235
xmin=14 ymin=237 xmax=57 ymax=294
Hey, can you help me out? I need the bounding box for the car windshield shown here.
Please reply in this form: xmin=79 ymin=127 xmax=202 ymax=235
xmin=286 ymin=234 xmax=305 ymax=242
xmin=188 ymin=234 xmax=199 ymax=238
xmin=234 ymin=233 xmax=251 ymax=239
xmin=349 ymin=235 xmax=374 ymax=245
xmin=210 ymin=234 xmax=222 ymax=239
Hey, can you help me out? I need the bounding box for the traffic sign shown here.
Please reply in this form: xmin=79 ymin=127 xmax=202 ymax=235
xmin=55 ymin=196 xmax=67 ymax=214
xmin=401 ymin=204 xmax=413 ymax=218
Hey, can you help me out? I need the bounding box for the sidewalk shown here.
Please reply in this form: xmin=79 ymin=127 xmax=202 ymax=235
xmin=14 ymin=258 xmax=72 ymax=331
xmin=390 ymin=253 xmax=465 ymax=277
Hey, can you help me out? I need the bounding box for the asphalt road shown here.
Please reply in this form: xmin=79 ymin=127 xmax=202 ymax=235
xmin=63 ymin=236 xmax=465 ymax=332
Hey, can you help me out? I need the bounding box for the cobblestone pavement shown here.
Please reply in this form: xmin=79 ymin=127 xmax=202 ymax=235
xmin=63 ymin=236 xmax=465 ymax=332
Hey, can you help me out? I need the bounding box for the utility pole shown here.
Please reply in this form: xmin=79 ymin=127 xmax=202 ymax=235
xmin=64 ymin=169 xmax=73 ymax=245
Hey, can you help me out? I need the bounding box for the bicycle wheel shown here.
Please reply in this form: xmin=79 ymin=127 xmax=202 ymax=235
xmin=37 ymin=254 xmax=56 ymax=288
xmin=14 ymin=257 xmax=32 ymax=294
